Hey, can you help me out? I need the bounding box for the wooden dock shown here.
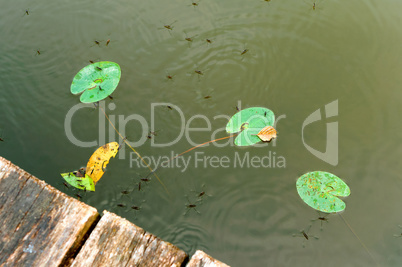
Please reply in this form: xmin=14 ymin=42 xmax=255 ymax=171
xmin=0 ymin=156 xmax=229 ymax=267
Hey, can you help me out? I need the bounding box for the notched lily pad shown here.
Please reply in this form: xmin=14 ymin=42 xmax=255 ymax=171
xmin=296 ymin=171 xmax=350 ymax=213
xmin=226 ymin=107 xmax=275 ymax=146
xmin=61 ymin=172 xmax=95 ymax=191
xmin=71 ymin=61 xmax=121 ymax=103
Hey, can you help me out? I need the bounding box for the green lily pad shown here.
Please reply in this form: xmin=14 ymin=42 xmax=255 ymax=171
xmin=226 ymin=107 xmax=275 ymax=146
xmin=61 ymin=172 xmax=95 ymax=191
xmin=296 ymin=171 xmax=350 ymax=213
xmin=71 ymin=61 xmax=121 ymax=103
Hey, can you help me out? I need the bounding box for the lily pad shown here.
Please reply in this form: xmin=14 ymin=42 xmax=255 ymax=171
xmin=296 ymin=171 xmax=350 ymax=213
xmin=61 ymin=172 xmax=95 ymax=191
xmin=71 ymin=61 xmax=121 ymax=103
xmin=226 ymin=107 xmax=275 ymax=146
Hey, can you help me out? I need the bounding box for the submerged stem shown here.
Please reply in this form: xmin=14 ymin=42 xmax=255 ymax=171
xmin=338 ymin=213 xmax=378 ymax=266
xmin=173 ymin=134 xmax=238 ymax=161
xmin=145 ymin=134 xmax=238 ymax=179
xmin=99 ymin=106 xmax=170 ymax=195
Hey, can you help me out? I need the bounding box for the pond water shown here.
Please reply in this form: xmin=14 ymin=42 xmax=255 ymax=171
xmin=1 ymin=0 xmax=402 ymax=266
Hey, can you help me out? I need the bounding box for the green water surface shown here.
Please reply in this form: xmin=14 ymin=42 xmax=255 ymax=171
xmin=1 ymin=0 xmax=402 ymax=266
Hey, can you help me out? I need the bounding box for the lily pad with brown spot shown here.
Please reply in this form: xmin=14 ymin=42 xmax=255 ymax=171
xmin=226 ymin=107 xmax=275 ymax=146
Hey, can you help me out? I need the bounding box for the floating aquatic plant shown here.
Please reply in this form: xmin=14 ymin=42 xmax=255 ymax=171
xmin=70 ymin=61 xmax=121 ymax=103
xmin=296 ymin=171 xmax=350 ymax=213
xmin=61 ymin=172 xmax=95 ymax=192
xmin=61 ymin=142 xmax=119 ymax=191
xmin=226 ymin=107 xmax=276 ymax=146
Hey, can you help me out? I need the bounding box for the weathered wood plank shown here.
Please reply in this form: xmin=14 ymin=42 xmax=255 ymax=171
xmin=71 ymin=211 xmax=188 ymax=267
xmin=0 ymin=156 xmax=99 ymax=266
xmin=0 ymin=156 xmax=229 ymax=266
xmin=187 ymin=250 xmax=230 ymax=267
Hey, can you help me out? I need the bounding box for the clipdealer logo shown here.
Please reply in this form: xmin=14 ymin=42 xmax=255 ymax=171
xmin=63 ymin=100 xmax=338 ymax=169
xmin=302 ymin=100 xmax=338 ymax=166
xmin=129 ymin=151 xmax=286 ymax=172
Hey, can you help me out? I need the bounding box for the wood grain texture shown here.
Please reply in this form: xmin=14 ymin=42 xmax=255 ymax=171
xmin=71 ymin=211 xmax=187 ymax=267
xmin=187 ymin=250 xmax=230 ymax=267
xmin=0 ymin=156 xmax=229 ymax=267
xmin=0 ymin=156 xmax=99 ymax=267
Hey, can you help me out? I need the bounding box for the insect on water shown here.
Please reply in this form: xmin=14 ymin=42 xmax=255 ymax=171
xmin=184 ymin=196 xmax=201 ymax=215
xmin=293 ymin=225 xmax=318 ymax=247
xmin=131 ymin=200 xmax=145 ymax=211
xmin=301 ymin=230 xmax=309 ymax=240
xmin=184 ymin=32 xmax=197 ymax=43
xmin=311 ymin=212 xmax=330 ymax=230
xmin=191 ymin=184 xmax=211 ymax=202
xmin=304 ymin=0 xmax=323 ymax=11
xmin=141 ymin=177 xmax=151 ymax=183
xmin=161 ymin=20 xmax=177 ymax=32
xmin=184 ymin=33 xmax=197 ymax=47
xmin=79 ymin=167 xmax=86 ymax=176
xmin=166 ymin=71 xmax=175 ymax=80
xmin=130 ymin=200 xmax=146 ymax=219
xmin=106 ymin=39 xmax=110 ymax=46
xmin=147 ymin=130 xmax=159 ymax=139
xmin=164 ymin=24 xmax=173 ymax=30
xmin=241 ymin=49 xmax=249 ymax=55
xmin=137 ymin=182 xmax=142 ymax=191
xmin=318 ymin=216 xmax=329 ymax=223
xmin=121 ymin=190 xmax=130 ymax=195
xmin=136 ymin=176 xmax=150 ymax=190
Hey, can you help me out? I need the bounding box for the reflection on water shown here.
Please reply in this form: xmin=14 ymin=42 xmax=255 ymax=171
xmin=1 ymin=0 xmax=402 ymax=266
